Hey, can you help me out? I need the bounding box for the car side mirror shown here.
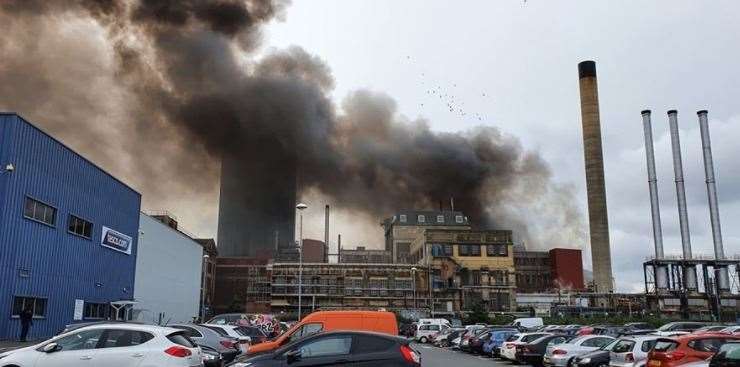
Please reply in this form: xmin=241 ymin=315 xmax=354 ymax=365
xmin=43 ymin=343 xmax=60 ymax=353
xmin=286 ymin=349 xmax=302 ymax=363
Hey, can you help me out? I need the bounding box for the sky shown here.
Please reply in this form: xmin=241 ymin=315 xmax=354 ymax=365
xmin=259 ymin=0 xmax=740 ymax=291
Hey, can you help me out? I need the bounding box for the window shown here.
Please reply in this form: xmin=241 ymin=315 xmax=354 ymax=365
xmin=459 ymin=244 xmax=481 ymax=256
xmin=83 ymin=302 xmax=110 ymax=319
xmin=297 ymin=335 xmax=352 ymax=358
xmin=399 ymin=214 xmax=407 ymax=223
xmin=23 ymin=197 xmax=56 ymax=226
xmin=455 ymin=215 xmax=464 ymax=223
xmin=68 ymin=215 xmax=93 ymax=239
xmin=203 ymin=325 xmax=229 ymax=337
xmin=172 ymin=326 xmax=203 ymax=338
xmin=12 ymin=296 xmax=47 ymax=317
xmin=548 ymin=337 xmax=568 ymax=346
xmin=688 ymin=338 xmax=724 ymax=353
xmin=289 ymin=323 xmax=323 ymax=342
xmin=437 ymin=215 xmax=444 ymax=223
xmin=487 ymin=244 xmax=509 ymax=257
xmin=641 ymin=340 xmax=657 ymax=352
xmin=417 ymin=215 xmax=425 ymax=223
xmin=443 ymin=244 xmax=453 ymax=256
xmin=584 ymin=337 xmax=616 ymax=348
xmin=353 ymin=335 xmax=396 ymax=353
xmin=53 ymin=329 xmax=105 ymax=351
xmin=167 ymin=332 xmax=196 ymax=348
xmin=101 ymin=330 xmax=155 ymax=348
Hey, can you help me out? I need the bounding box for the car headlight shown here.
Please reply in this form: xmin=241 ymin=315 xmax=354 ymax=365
xmin=580 ymin=358 xmax=591 ymax=363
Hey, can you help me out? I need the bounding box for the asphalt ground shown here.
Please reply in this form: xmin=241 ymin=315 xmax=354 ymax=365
xmin=415 ymin=343 xmax=532 ymax=367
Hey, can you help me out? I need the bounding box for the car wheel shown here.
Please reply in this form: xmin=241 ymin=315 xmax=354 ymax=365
xmin=420 ymin=336 xmax=428 ymax=343
xmin=567 ymin=358 xmax=575 ymax=367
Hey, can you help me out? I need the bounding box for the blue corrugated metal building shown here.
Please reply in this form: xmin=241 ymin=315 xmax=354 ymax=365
xmin=0 ymin=113 xmax=141 ymax=340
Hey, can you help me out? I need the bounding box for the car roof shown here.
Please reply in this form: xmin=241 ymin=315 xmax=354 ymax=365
xmin=619 ymin=335 xmax=660 ymax=341
xmin=674 ymin=333 xmax=740 ymax=341
xmin=65 ymin=322 xmax=179 ymax=334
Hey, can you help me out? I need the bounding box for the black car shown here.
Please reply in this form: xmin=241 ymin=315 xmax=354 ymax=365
xmin=468 ymin=330 xmax=493 ymax=354
xmin=227 ymin=331 xmax=421 ymax=366
xmin=573 ymin=339 xmax=618 ymax=367
xmin=516 ymin=334 xmax=573 ymax=366
xmin=201 ymin=345 xmax=225 ymax=367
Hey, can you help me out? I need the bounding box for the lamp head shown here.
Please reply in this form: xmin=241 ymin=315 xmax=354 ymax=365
xmin=296 ymin=203 xmax=308 ymax=210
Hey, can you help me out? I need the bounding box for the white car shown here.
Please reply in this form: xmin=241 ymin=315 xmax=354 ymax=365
xmin=609 ymin=336 xmax=659 ymax=367
xmin=415 ymin=324 xmax=448 ymax=343
xmin=544 ymin=335 xmax=615 ymax=366
xmin=0 ymin=323 xmax=203 ymax=367
xmin=202 ymin=324 xmax=251 ymax=353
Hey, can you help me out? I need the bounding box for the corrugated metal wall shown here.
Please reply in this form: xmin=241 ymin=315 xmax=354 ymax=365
xmin=0 ymin=114 xmax=141 ymax=340
xmin=134 ymin=214 xmax=203 ymax=325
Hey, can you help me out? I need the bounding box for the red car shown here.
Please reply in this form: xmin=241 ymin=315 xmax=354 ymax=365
xmin=647 ymin=333 xmax=740 ymax=367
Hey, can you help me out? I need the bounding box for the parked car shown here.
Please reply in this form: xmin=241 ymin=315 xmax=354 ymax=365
xmin=516 ymin=334 xmax=574 ymax=366
xmin=400 ymin=323 xmax=417 ymax=338
xmin=593 ymin=326 xmax=629 ymax=338
xmin=625 ymin=323 xmax=654 ymax=331
xmin=201 ymin=345 xmax=225 ymax=367
xmin=484 ymin=329 xmax=519 ymax=357
xmin=416 ymin=323 xmax=449 ymax=343
xmin=609 ymin=335 xmax=660 ymax=367
xmin=575 ymin=339 xmax=620 ymax=367
xmin=653 ymin=322 xmax=708 ymax=337
xmin=203 ymin=324 xmax=252 ymax=353
xmin=513 ymin=318 xmax=545 ymax=331
xmin=648 ymin=333 xmax=740 ymax=367
xmin=709 ymin=340 xmax=740 ymax=367
xmin=469 ymin=329 xmax=496 ymax=354
xmin=694 ymin=326 xmax=729 ymax=334
xmin=0 ymin=323 xmax=203 ymax=367
xmin=233 ymin=326 xmax=269 ymax=344
xmin=544 ymin=335 xmax=616 ymax=367
xmin=227 ymin=331 xmax=421 ymax=367
xmin=433 ymin=327 xmax=464 ymax=347
xmin=246 ymin=310 xmax=398 ymax=355
xmin=171 ymin=324 xmax=241 ymax=364
xmin=719 ymin=326 xmax=740 ymax=335
xmin=208 ymin=313 xmax=246 ymax=325
xmin=461 ymin=328 xmax=490 ymax=351
xmin=502 ymin=333 xmax=551 ymax=361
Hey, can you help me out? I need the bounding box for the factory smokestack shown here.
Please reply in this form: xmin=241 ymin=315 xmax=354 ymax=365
xmin=641 ymin=110 xmax=668 ymax=289
xmin=324 ymin=204 xmax=330 ymax=263
xmin=696 ymin=110 xmax=730 ymax=290
xmin=577 ymin=61 xmax=614 ymax=293
xmin=667 ymin=110 xmax=697 ymax=290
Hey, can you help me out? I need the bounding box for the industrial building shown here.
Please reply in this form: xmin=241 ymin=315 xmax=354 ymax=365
xmin=133 ymin=213 xmax=204 ymax=324
xmin=383 ymin=210 xmax=471 ymax=264
xmin=339 ymin=247 xmax=392 ymax=264
xmin=0 ymin=113 xmax=141 ymax=340
xmin=409 ymin=228 xmax=517 ymax=312
xmin=640 ymin=110 xmax=739 ymax=320
xmin=514 ymin=248 xmax=585 ymax=293
xmin=195 ymin=238 xmax=218 ymax=320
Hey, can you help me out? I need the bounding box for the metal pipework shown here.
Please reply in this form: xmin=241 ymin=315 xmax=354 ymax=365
xmin=668 ymin=110 xmax=697 ymax=290
xmin=642 ymin=110 xmax=665 ymax=259
xmin=324 ymin=205 xmax=330 ymax=263
xmin=668 ymin=110 xmax=693 ymax=260
xmin=697 ymin=110 xmax=730 ymax=291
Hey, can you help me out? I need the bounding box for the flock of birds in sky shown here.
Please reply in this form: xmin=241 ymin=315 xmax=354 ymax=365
xmin=406 ymin=55 xmax=489 ymax=123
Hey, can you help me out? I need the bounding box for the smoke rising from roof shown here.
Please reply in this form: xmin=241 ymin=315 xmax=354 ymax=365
xmin=0 ymin=0 xmax=584 ymax=249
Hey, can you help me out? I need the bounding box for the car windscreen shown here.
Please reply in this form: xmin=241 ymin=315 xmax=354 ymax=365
xmin=506 ymin=334 xmax=521 ymax=342
xmin=611 ymin=340 xmax=636 ymax=353
xmin=601 ymin=339 xmax=619 ymax=351
xmin=522 ymin=334 xmax=547 ymax=343
xmin=203 ymin=325 xmax=230 ymax=337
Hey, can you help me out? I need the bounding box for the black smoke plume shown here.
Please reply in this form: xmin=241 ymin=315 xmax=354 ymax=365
xmin=0 ymin=0 xmax=584 ymax=248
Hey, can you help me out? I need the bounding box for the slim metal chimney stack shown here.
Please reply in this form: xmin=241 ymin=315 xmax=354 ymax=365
xmin=667 ymin=110 xmax=697 ymax=290
xmin=697 ymin=110 xmax=730 ymax=290
xmin=578 ymin=60 xmax=614 ymax=293
xmin=642 ymin=110 xmax=669 ymax=289
xmin=324 ymin=205 xmax=330 ymax=263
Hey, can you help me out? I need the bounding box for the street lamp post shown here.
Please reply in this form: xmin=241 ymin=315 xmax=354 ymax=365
xmin=200 ymin=254 xmax=210 ymax=323
xmin=296 ymin=203 xmax=308 ymax=321
xmin=411 ymin=267 xmax=417 ymax=309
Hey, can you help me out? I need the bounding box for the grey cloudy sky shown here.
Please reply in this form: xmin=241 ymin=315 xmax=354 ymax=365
xmin=261 ymin=0 xmax=740 ymax=291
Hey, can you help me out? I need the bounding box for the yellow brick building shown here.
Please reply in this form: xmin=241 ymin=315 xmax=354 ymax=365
xmin=410 ymin=229 xmax=516 ymax=313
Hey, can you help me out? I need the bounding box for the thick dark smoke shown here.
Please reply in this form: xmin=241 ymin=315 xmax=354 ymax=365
xmin=0 ymin=0 xmax=584 ymax=248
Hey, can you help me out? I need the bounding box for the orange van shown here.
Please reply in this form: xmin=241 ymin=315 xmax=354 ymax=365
xmin=247 ymin=310 xmax=398 ymax=355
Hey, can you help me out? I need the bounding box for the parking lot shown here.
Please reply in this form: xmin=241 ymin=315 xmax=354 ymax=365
xmin=416 ymin=343 xmax=527 ymax=367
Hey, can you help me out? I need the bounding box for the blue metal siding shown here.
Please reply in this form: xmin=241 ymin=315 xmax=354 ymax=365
xmin=0 ymin=114 xmax=141 ymax=340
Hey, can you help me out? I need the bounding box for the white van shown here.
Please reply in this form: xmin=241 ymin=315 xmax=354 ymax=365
xmin=418 ymin=318 xmax=451 ymax=327
xmin=511 ymin=317 xmax=544 ymax=331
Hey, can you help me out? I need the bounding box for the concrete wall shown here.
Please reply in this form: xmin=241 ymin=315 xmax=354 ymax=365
xmin=134 ymin=214 xmax=203 ymax=324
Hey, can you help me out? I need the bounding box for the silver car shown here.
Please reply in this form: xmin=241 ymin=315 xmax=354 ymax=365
xmin=544 ymin=335 xmax=616 ymax=367
xmin=609 ymin=336 xmax=659 ymax=367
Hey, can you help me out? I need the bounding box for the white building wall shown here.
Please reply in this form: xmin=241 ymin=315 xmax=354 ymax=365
xmin=134 ymin=213 xmax=203 ymax=324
